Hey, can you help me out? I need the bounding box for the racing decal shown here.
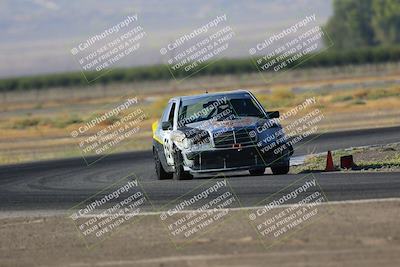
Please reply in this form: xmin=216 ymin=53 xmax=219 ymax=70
xmin=163 ymin=136 xmax=174 ymax=165
xmin=152 ymin=121 xmax=163 ymax=144
xmin=152 ymin=120 xmax=174 ymax=165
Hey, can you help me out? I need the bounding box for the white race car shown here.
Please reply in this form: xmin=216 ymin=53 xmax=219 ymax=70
xmin=152 ymin=90 xmax=293 ymax=180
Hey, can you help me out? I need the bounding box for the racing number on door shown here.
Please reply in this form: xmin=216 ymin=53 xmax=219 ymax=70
xmin=162 ymin=102 xmax=176 ymax=166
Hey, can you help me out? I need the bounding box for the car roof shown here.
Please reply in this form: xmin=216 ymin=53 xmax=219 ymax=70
xmin=169 ymin=89 xmax=251 ymax=102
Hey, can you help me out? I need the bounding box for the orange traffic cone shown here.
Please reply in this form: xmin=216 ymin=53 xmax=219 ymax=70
xmin=325 ymin=151 xmax=335 ymax=172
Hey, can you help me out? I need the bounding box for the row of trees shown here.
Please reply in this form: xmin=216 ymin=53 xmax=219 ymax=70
xmin=324 ymin=0 xmax=400 ymax=49
xmin=1 ymin=46 xmax=400 ymax=92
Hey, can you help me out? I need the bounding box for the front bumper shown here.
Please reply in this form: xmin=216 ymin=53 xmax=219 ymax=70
xmin=184 ymin=145 xmax=292 ymax=173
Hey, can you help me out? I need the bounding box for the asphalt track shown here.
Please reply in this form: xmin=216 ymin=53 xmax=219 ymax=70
xmin=0 ymin=126 xmax=399 ymax=212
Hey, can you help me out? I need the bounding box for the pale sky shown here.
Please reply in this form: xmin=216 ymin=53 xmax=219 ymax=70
xmin=0 ymin=0 xmax=333 ymax=77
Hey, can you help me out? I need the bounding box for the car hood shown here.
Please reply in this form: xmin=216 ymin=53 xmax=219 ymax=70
xmin=184 ymin=116 xmax=268 ymax=133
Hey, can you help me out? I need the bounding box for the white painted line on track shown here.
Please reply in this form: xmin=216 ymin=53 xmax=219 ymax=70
xmin=74 ymin=197 xmax=400 ymax=218
xmin=1 ymin=197 xmax=399 ymax=219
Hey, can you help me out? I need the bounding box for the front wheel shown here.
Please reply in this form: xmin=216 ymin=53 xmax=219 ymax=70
xmin=173 ymin=149 xmax=193 ymax=180
xmin=154 ymin=148 xmax=173 ymax=180
xmin=271 ymin=161 xmax=290 ymax=175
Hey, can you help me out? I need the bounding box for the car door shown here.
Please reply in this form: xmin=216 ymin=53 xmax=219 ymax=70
xmin=160 ymin=101 xmax=177 ymax=166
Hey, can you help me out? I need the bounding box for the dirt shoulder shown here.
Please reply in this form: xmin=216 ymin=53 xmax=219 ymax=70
xmin=1 ymin=200 xmax=399 ymax=267
xmin=293 ymin=142 xmax=400 ymax=173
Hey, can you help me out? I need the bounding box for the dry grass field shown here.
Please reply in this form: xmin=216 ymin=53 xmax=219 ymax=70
xmin=1 ymin=62 xmax=400 ymax=165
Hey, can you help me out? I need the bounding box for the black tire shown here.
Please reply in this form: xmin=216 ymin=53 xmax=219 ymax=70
xmin=153 ymin=148 xmax=173 ymax=180
xmin=173 ymin=149 xmax=193 ymax=180
xmin=271 ymin=162 xmax=290 ymax=175
xmin=249 ymin=168 xmax=266 ymax=176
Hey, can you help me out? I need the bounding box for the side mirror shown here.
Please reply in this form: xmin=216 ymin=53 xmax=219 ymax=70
xmin=161 ymin=121 xmax=172 ymax=130
xmin=267 ymin=111 xmax=280 ymax=119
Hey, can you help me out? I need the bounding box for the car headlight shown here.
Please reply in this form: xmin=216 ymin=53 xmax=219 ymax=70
xmin=174 ymin=127 xmax=211 ymax=150
xmin=171 ymin=131 xmax=186 ymax=148
xmin=183 ymin=137 xmax=191 ymax=149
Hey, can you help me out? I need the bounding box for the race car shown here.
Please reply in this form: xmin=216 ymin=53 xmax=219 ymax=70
xmin=152 ymin=90 xmax=293 ymax=180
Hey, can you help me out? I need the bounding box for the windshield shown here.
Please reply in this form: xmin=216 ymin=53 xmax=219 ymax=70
xmin=178 ymin=93 xmax=265 ymax=126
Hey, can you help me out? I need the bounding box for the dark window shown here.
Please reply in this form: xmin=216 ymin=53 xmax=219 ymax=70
xmin=168 ymin=103 xmax=176 ymax=124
